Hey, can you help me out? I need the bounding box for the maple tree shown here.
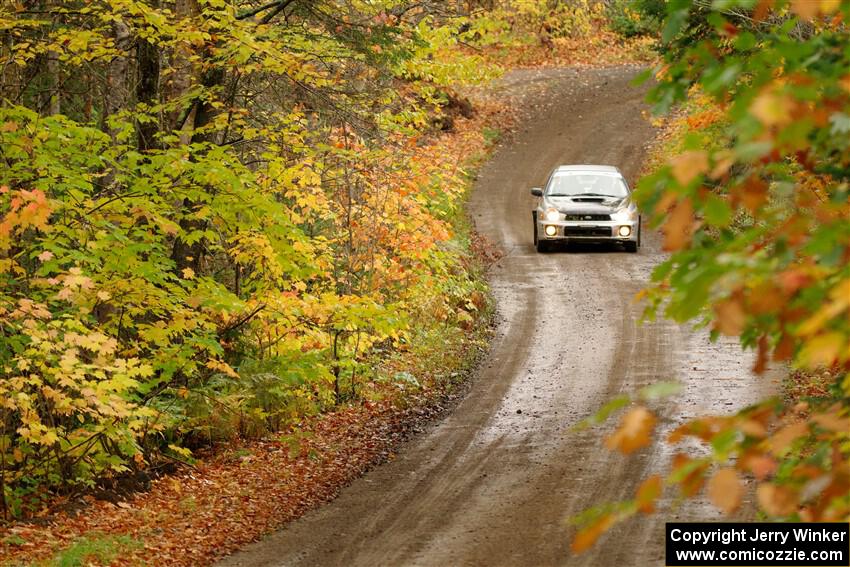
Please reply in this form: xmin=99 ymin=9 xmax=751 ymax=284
xmin=573 ymin=0 xmax=850 ymax=550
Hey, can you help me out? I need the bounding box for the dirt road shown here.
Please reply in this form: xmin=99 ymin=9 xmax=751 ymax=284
xmin=219 ymin=66 xmax=773 ymax=567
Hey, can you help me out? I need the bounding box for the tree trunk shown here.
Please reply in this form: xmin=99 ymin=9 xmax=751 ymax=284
xmin=167 ymin=0 xmax=199 ymax=136
xmin=136 ymin=29 xmax=160 ymax=151
xmin=103 ymin=21 xmax=131 ymax=137
xmin=170 ymin=63 xmax=225 ymax=274
xmin=46 ymin=50 xmax=60 ymax=115
xmin=332 ymin=330 xmax=341 ymax=405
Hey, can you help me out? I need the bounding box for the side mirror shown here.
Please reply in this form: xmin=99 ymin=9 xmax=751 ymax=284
xmin=530 ymin=187 xmax=543 ymax=197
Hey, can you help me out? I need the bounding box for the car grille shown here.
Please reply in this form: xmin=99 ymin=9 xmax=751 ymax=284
xmin=564 ymin=226 xmax=613 ymax=237
xmin=563 ymin=213 xmax=611 ymax=221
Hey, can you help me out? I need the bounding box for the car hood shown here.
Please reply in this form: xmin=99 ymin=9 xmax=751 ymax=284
xmin=544 ymin=195 xmax=629 ymax=213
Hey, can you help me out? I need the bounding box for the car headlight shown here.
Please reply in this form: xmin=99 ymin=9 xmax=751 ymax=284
xmin=611 ymin=209 xmax=637 ymax=222
xmin=544 ymin=208 xmax=560 ymax=222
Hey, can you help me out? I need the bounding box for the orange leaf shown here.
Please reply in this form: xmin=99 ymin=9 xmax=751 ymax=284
xmin=767 ymin=421 xmax=808 ymax=455
xmin=571 ymin=514 xmax=615 ymax=553
xmin=777 ymin=268 xmax=811 ymax=294
xmin=747 ymin=282 xmax=784 ymax=315
xmin=635 ymin=475 xmax=662 ymax=514
xmin=708 ymin=468 xmax=743 ymax=514
xmin=812 ymin=410 xmax=850 ymax=432
xmin=661 ymin=198 xmax=694 ymax=251
xmin=739 ymin=419 xmax=767 ymax=438
xmin=753 ymin=335 xmax=769 ymax=374
xmin=753 ymin=0 xmax=773 ymax=21
xmin=757 ymin=483 xmax=798 ymax=516
xmin=670 ymin=150 xmax=708 ymax=186
xmin=667 ymin=423 xmax=688 ymax=444
xmin=605 ymin=407 xmax=656 ymax=455
xmin=791 ymin=0 xmax=820 ymax=19
xmin=653 ymin=192 xmax=677 ymax=216
xmin=714 ymin=298 xmax=747 ymax=336
xmin=672 ymin=453 xmax=709 ymax=497
xmin=770 ymin=335 xmax=794 ymax=365
xmin=742 ymin=453 xmax=777 ymax=480
xmin=731 ymin=176 xmax=768 ymax=214
xmin=709 ymin=153 xmax=735 ymax=180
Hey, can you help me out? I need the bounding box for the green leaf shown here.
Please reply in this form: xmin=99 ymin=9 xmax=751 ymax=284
xmin=703 ymin=195 xmax=732 ymax=228
xmin=638 ymin=381 xmax=682 ymax=401
xmin=573 ymin=396 xmax=630 ymax=431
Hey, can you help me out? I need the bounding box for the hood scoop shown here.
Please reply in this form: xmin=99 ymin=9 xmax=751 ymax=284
xmin=571 ymin=197 xmax=606 ymax=203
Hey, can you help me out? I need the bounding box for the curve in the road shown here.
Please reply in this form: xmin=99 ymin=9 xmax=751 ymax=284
xmin=218 ymin=66 xmax=772 ymax=567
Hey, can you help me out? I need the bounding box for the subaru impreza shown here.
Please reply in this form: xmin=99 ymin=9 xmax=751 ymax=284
xmin=531 ymin=165 xmax=641 ymax=253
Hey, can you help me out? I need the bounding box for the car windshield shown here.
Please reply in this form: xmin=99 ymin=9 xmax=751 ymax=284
xmin=545 ymin=172 xmax=628 ymax=198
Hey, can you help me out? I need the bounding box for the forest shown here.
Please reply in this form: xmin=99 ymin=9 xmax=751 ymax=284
xmin=0 ymin=0 xmax=511 ymax=519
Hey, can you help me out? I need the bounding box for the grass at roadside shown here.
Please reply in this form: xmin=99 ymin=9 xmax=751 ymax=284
xmin=40 ymin=535 xmax=141 ymax=567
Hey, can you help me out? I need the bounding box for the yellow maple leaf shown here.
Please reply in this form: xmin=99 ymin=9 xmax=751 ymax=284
xmin=799 ymin=332 xmax=843 ymax=367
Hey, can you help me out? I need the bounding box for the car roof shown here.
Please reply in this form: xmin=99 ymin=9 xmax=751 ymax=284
xmin=553 ymin=164 xmax=622 ymax=174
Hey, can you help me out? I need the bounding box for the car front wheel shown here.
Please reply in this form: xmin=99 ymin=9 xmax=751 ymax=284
xmin=533 ymin=214 xmax=550 ymax=252
xmin=626 ymin=223 xmax=640 ymax=253
xmin=533 ymin=215 xmax=537 ymax=244
xmin=637 ymin=218 xmax=642 ymax=248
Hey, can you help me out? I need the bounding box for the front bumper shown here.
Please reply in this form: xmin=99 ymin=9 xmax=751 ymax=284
xmin=536 ymin=217 xmax=638 ymax=243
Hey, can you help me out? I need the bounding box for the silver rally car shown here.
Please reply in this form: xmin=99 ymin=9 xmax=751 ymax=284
xmin=531 ymin=165 xmax=641 ymax=253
